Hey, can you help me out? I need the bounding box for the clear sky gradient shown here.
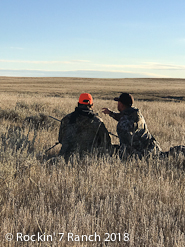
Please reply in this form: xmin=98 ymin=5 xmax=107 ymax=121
xmin=0 ymin=0 xmax=185 ymax=78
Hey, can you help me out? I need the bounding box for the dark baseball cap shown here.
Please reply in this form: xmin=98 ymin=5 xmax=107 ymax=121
xmin=114 ymin=93 xmax=134 ymax=107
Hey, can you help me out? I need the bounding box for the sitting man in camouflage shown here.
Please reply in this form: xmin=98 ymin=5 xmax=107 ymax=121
xmin=58 ymin=93 xmax=112 ymax=162
xmin=102 ymin=93 xmax=161 ymax=159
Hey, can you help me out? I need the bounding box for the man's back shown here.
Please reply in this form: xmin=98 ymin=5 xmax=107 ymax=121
xmin=110 ymin=106 xmax=161 ymax=158
xmin=58 ymin=106 xmax=111 ymax=162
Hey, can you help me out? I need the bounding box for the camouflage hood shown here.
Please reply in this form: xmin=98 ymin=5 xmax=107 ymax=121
xmin=121 ymin=107 xmax=138 ymax=117
xmin=69 ymin=106 xmax=96 ymax=124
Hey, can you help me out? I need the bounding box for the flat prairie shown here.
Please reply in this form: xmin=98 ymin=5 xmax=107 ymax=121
xmin=1 ymin=76 xmax=185 ymax=101
xmin=0 ymin=77 xmax=185 ymax=246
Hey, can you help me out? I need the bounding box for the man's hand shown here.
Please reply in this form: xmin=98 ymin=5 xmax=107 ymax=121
xmin=102 ymin=108 xmax=111 ymax=115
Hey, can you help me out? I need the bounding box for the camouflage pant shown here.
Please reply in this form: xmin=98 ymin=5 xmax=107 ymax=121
xmin=111 ymin=144 xmax=185 ymax=160
xmin=160 ymin=145 xmax=185 ymax=158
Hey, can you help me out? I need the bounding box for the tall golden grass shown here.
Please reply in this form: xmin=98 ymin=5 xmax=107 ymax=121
xmin=0 ymin=77 xmax=185 ymax=246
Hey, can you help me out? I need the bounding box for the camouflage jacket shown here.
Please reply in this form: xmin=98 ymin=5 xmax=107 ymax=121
xmin=109 ymin=107 xmax=161 ymax=157
xmin=58 ymin=106 xmax=111 ymax=161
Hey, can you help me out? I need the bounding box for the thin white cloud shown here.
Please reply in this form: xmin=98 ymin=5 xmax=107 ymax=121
xmin=10 ymin=47 xmax=24 ymax=50
xmin=0 ymin=60 xmax=71 ymax=64
xmin=70 ymin=60 xmax=90 ymax=63
xmin=95 ymin=62 xmax=185 ymax=70
xmin=176 ymin=38 xmax=185 ymax=43
xmin=144 ymin=62 xmax=185 ymax=70
xmin=0 ymin=68 xmax=169 ymax=78
xmin=0 ymin=59 xmax=90 ymax=64
xmin=1 ymin=60 xmax=184 ymax=70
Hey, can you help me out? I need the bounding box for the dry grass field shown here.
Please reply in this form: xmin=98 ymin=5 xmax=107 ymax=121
xmin=0 ymin=77 xmax=185 ymax=246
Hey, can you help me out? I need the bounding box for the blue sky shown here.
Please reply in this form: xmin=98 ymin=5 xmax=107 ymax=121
xmin=0 ymin=0 xmax=185 ymax=78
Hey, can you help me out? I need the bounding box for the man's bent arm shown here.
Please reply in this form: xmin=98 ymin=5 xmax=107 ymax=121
xmin=109 ymin=110 xmax=122 ymax=121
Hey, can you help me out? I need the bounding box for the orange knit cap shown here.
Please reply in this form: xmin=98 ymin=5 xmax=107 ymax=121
xmin=78 ymin=93 xmax=93 ymax=105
